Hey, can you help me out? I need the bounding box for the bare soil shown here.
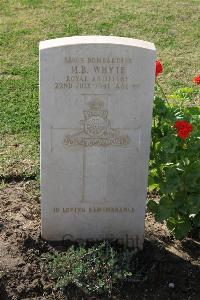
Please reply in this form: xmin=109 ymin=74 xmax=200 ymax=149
xmin=0 ymin=181 xmax=199 ymax=300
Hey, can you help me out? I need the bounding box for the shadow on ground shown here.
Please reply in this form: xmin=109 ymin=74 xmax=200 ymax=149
xmin=1 ymin=234 xmax=199 ymax=300
xmin=0 ymin=182 xmax=199 ymax=299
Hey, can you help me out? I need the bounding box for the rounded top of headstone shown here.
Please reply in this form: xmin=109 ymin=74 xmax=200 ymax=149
xmin=39 ymin=36 xmax=156 ymax=51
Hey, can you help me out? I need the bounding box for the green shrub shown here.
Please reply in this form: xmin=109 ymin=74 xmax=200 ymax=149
xmin=148 ymin=72 xmax=200 ymax=239
xmin=42 ymin=242 xmax=135 ymax=296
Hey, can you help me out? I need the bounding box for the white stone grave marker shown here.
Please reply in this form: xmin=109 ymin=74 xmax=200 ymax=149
xmin=39 ymin=36 xmax=156 ymax=249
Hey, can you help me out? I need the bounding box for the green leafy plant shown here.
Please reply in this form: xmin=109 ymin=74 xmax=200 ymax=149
xmin=148 ymin=64 xmax=200 ymax=239
xmin=42 ymin=242 xmax=135 ymax=296
xmin=0 ymin=271 xmax=5 ymax=280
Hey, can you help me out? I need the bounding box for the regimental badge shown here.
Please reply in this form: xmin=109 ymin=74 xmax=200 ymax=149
xmin=64 ymin=98 xmax=129 ymax=146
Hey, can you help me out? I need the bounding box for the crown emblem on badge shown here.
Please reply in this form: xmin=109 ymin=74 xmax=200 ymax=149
xmin=87 ymin=98 xmax=104 ymax=110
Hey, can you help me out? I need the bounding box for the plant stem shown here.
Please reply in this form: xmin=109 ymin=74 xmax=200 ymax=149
xmin=156 ymin=80 xmax=171 ymax=106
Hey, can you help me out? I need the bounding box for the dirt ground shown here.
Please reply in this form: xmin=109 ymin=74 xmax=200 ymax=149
xmin=0 ymin=181 xmax=199 ymax=300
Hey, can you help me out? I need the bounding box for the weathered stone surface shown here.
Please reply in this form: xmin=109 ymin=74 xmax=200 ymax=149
xmin=40 ymin=36 xmax=156 ymax=248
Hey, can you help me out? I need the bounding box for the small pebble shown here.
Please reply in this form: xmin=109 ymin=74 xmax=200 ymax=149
xmin=168 ymin=282 xmax=175 ymax=288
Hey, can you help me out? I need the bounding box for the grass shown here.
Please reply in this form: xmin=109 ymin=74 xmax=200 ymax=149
xmin=0 ymin=0 xmax=200 ymax=179
xmin=0 ymin=133 xmax=39 ymax=180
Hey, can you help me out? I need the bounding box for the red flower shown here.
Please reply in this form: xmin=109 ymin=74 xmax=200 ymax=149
xmin=193 ymin=75 xmax=200 ymax=85
xmin=156 ymin=60 xmax=163 ymax=77
xmin=174 ymin=120 xmax=193 ymax=140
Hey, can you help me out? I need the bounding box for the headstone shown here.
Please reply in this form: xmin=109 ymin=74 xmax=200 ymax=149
xmin=39 ymin=36 xmax=156 ymax=249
